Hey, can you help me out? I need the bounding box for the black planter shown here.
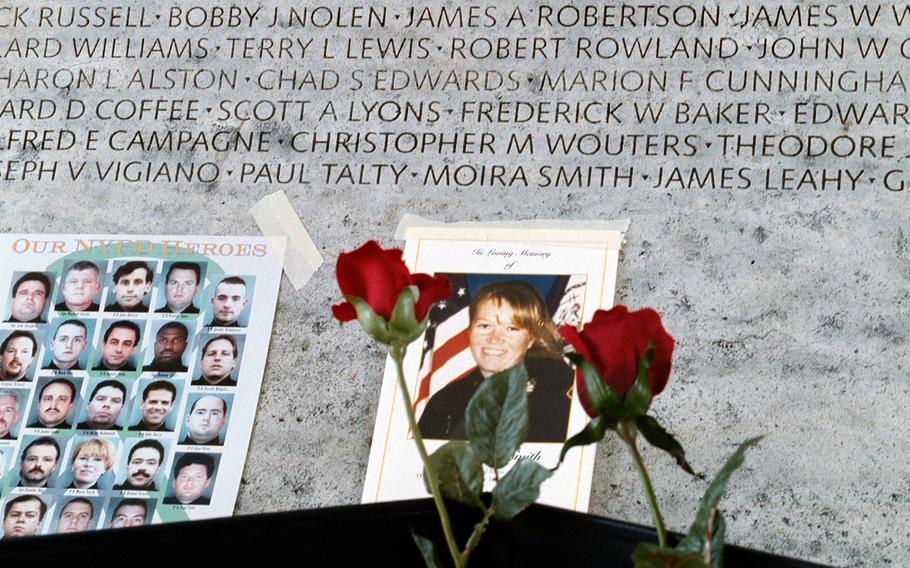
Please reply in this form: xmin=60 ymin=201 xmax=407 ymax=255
xmin=0 ymin=498 xmax=828 ymax=567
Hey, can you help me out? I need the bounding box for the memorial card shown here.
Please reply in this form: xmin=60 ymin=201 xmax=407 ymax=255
xmin=362 ymin=225 xmax=624 ymax=511
xmin=0 ymin=234 xmax=282 ymax=537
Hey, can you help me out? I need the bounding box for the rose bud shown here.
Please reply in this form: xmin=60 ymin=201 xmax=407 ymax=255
xmin=332 ymin=240 xmax=451 ymax=345
xmin=559 ymin=306 xmax=674 ymax=417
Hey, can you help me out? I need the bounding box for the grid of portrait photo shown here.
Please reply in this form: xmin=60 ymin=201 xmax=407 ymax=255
xmin=0 ymin=258 xmax=257 ymax=538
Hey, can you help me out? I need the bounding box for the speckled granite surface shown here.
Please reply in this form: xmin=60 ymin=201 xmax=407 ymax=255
xmin=2 ymin=2 xmax=908 ymax=565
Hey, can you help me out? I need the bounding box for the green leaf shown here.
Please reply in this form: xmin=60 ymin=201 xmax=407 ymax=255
xmin=410 ymin=529 xmax=443 ymax=568
xmin=345 ymin=295 xmax=392 ymax=344
xmin=465 ymin=363 xmax=529 ymax=468
xmin=388 ymin=287 xmax=430 ymax=344
xmin=491 ymin=459 xmax=552 ymax=521
xmin=424 ymin=442 xmax=484 ymax=509
xmin=632 ymin=543 xmax=707 ymax=568
xmin=389 ymin=287 xmax=418 ymax=334
xmin=558 ymin=415 xmax=609 ymax=465
xmin=636 ymin=415 xmax=696 ymax=476
xmin=624 ymin=343 xmax=655 ymax=417
xmin=677 ymin=436 xmax=764 ymax=554
xmin=565 ymin=353 xmax=623 ymax=419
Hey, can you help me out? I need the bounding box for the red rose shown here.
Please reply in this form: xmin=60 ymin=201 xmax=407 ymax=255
xmin=332 ymin=240 xmax=451 ymax=324
xmin=559 ymin=306 xmax=674 ymax=417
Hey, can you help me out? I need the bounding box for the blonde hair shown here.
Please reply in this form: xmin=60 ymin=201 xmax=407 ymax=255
xmin=71 ymin=438 xmax=115 ymax=470
xmin=469 ymin=281 xmax=563 ymax=359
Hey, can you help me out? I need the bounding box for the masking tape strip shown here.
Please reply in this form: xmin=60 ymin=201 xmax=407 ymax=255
xmin=394 ymin=214 xmax=629 ymax=250
xmin=251 ymin=191 xmax=324 ymax=290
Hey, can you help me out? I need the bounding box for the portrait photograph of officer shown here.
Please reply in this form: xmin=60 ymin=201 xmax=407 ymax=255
xmin=14 ymin=435 xmax=63 ymax=488
xmin=127 ymin=378 xmax=182 ymax=433
xmin=54 ymin=496 xmax=102 ymax=534
xmin=112 ymin=438 xmax=168 ymax=492
xmin=42 ymin=318 xmax=95 ymax=372
xmin=93 ymin=319 xmax=144 ymax=373
xmin=163 ymin=452 xmax=219 ymax=506
xmin=205 ymin=276 xmax=254 ymax=328
xmin=58 ymin=436 xmax=118 ymax=490
xmin=1 ymin=494 xmax=48 ymax=538
xmin=27 ymin=376 xmax=83 ymax=430
xmin=144 ymin=321 xmax=192 ymax=374
xmin=0 ymin=330 xmax=41 ymax=382
xmin=76 ymin=378 xmax=129 ymax=431
xmin=4 ymin=271 xmax=54 ymax=324
xmin=415 ymin=275 xmax=579 ymax=443
xmin=106 ymin=497 xmax=154 ymax=529
xmin=54 ymin=260 xmax=103 ymax=313
xmin=179 ymin=393 xmax=232 ymax=447
xmin=192 ymin=333 xmax=244 ymax=387
xmin=0 ymin=388 xmax=28 ymax=440
xmin=103 ymin=260 xmax=155 ymax=313
xmin=155 ymin=261 xmax=206 ymax=315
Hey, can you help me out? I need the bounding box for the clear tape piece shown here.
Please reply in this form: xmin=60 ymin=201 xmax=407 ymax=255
xmin=250 ymin=190 xmax=324 ymax=290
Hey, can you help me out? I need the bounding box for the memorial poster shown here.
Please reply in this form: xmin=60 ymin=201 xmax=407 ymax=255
xmin=0 ymin=234 xmax=281 ymax=536
xmin=362 ymin=226 xmax=624 ymax=511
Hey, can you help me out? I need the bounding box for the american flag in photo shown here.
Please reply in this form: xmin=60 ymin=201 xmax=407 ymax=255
xmin=412 ymin=273 xmax=587 ymax=420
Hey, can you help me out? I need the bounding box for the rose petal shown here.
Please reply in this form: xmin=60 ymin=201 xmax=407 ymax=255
xmin=331 ymin=301 xmax=358 ymax=322
xmin=559 ymin=325 xmax=596 ymax=416
xmin=636 ymin=308 xmax=674 ymax=396
xmin=411 ymin=273 xmax=452 ymax=321
xmin=564 ymin=306 xmax=674 ymax=410
xmin=558 ymin=324 xmax=588 ymax=359
xmin=582 ymin=307 xmax=641 ymax=396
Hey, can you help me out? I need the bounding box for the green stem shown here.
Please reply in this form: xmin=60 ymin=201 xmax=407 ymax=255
xmin=391 ymin=344 xmax=463 ymax=568
xmin=618 ymin=419 xmax=668 ymax=548
xmin=461 ymin=506 xmax=495 ymax=565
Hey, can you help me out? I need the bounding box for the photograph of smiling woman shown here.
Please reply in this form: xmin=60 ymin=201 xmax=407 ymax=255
xmin=416 ymin=279 xmax=574 ymax=443
xmin=66 ymin=438 xmax=115 ymax=490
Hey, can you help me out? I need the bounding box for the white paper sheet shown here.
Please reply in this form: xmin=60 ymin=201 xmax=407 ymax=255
xmin=0 ymin=234 xmax=282 ymax=536
xmin=362 ymin=224 xmax=625 ymax=512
